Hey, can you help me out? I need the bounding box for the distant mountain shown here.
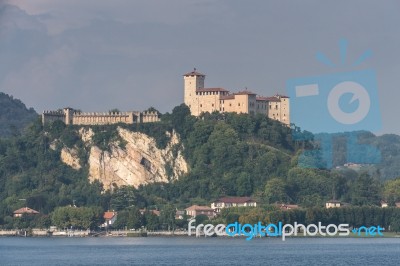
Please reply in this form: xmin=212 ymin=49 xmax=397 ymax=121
xmin=313 ymin=131 xmax=400 ymax=180
xmin=0 ymin=92 xmax=38 ymax=137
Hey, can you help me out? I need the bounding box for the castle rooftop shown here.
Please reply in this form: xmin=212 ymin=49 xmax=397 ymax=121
xmin=234 ymin=90 xmax=256 ymax=95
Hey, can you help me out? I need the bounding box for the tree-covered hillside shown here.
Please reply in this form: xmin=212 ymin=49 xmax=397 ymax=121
xmin=1 ymin=103 xmax=400 ymax=230
xmin=0 ymin=92 xmax=38 ymax=137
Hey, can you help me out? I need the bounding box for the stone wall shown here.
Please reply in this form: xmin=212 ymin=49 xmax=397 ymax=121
xmin=42 ymin=108 xmax=160 ymax=125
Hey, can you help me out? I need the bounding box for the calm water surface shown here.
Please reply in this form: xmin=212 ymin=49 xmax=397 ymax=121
xmin=1 ymin=237 xmax=400 ymax=265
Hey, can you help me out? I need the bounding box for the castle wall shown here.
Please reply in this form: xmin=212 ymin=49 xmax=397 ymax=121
xmin=194 ymin=91 xmax=221 ymax=115
xmin=71 ymin=112 xmax=136 ymax=125
xmin=267 ymin=96 xmax=290 ymax=125
xmin=42 ymin=111 xmax=65 ymax=125
xmin=141 ymin=111 xmax=160 ymax=123
xmin=255 ymin=99 xmax=268 ymax=115
xmin=42 ymin=110 xmax=160 ymax=126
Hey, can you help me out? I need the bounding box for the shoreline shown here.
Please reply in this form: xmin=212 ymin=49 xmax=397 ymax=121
xmin=1 ymin=229 xmax=400 ymax=239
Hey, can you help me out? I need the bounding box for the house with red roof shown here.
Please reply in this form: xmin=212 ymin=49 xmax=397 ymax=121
xmin=103 ymin=211 xmax=117 ymax=227
xmin=13 ymin=207 xmax=40 ymax=218
xmin=185 ymin=205 xmax=215 ymax=219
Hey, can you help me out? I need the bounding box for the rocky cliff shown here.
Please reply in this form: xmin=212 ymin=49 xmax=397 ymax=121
xmin=59 ymin=127 xmax=188 ymax=189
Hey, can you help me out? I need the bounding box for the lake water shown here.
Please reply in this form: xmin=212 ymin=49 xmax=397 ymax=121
xmin=1 ymin=237 xmax=400 ymax=265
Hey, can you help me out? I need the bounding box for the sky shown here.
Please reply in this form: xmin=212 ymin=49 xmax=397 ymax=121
xmin=0 ymin=0 xmax=399 ymax=134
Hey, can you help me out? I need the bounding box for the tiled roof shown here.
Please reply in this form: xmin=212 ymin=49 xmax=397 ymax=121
xmin=214 ymin=197 xmax=255 ymax=204
xmin=266 ymin=97 xmax=280 ymax=102
xmin=151 ymin=210 xmax=161 ymax=216
xmin=235 ymin=90 xmax=256 ymax=95
xmin=103 ymin=211 xmax=117 ymax=220
xmin=183 ymin=68 xmax=205 ymax=76
xmin=276 ymin=94 xmax=289 ymax=98
xmin=186 ymin=205 xmax=214 ymax=211
xmin=256 ymin=96 xmax=269 ymax=101
xmin=13 ymin=207 xmax=40 ymax=215
xmin=197 ymin=87 xmax=228 ymax=92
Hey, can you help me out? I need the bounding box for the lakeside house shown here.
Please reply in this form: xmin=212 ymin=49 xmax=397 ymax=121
xmin=13 ymin=207 xmax=40 ymax=218
xmin=211 ymin=197 xmax=257 ymax=213
xmin=185 ymin=205 xmax=215 ymax=219
xmin=103 ymin=211 xmax=117 ymax=227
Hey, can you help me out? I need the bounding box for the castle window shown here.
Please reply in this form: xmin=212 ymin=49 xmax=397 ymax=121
xmin=212 ymin=104 xmax=214 ymax=107
xmin=238 ymin=103 xmax=240 ymax=106
xmin=200 ymin=104 xmax=202 ymax=107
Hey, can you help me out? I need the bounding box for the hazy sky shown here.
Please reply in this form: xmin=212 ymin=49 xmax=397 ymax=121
xmin=0 ymin=0 xmax=399 ymax=134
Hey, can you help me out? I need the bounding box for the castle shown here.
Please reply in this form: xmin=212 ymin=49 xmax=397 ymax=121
xmin=42 ymin=108 xmax=160 ymax=125
xmin=42 ymin=69 xmax=289 ymax=126
xmin=183 ymin=69 xmax=290 ymax=125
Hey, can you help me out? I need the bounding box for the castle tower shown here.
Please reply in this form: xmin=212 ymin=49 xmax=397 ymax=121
xmin=275 ymin=95 xmax=290 ymax=126
xmin=183 ymin=68 xmax=205 ymax=115
xmin=63 ymin=107 xmax=74 ymax=125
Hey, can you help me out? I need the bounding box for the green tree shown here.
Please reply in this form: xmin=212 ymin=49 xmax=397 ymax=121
xmin=264 ymin=178 xmax=289 ymax=204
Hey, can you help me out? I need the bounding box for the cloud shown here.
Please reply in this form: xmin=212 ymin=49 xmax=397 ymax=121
xmin=1 ymin=45 xmax=79 ymax=111
xmin=1 ymin=1 xmax=400 ymax=133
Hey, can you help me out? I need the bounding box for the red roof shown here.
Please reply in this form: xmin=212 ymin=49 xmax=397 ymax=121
xmin=186 ymin=205 xmax=214 ymax=211
xmin=235 ymin=90 xmax=256 ymax=95
xmin=256 ymin=96 xmax=269 ymax=101
xmin=275 ymin=94 xmax=289 ymax=98
xmin=266 ymin=97 xmax=280 ymax=102
xmin=197 ymin=87 xmax=228 ymax=92
xmin=103 ymin=211 xmax=117 ymax=220
xmin=13 ymin=207 xmax=40 ymax=215
xmin=183 ymin=68 xmax=205 ymax=76
xmin=151 ymin=210 xmax=161 ymax=216
xmin=214 ymin=197 xmax=255 ymax=204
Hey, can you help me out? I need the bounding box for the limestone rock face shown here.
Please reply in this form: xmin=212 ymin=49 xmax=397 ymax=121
xmin=59 ymin=127 xmax=188 ymax=189
xmin=60 ymin=147 xmax=82 ymax=170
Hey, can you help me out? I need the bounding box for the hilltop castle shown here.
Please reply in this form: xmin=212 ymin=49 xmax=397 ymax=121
xmin=183 ymin=69 xmax=290 ymax=125
xmin=42 ymin=108 xmax=160 ymax=125
xmin=42 ymin=69 xmax=289 ymax=126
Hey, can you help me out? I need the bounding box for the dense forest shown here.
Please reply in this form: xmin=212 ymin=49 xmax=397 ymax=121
xmin=1 ymin=98 xmax=400 ymax=230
